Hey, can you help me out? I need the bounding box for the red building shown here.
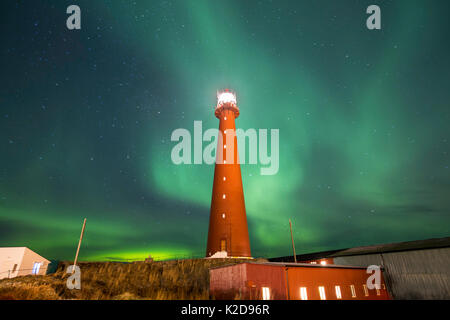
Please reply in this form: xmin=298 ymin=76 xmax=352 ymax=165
xmin=206 ymin=90 xmax=251 ymax=258
xmin=210 ymin=262 xmax=390 ymax=300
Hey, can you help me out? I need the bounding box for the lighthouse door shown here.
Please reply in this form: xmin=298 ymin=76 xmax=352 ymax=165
xmin=220 ymin=239 xmax=227 ymax=252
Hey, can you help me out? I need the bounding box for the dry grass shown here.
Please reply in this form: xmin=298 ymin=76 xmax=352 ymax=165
xmin=0 ymin=258 xmax=266 ymax=300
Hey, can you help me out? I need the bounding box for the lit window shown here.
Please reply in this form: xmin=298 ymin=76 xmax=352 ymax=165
xmin=318 ymin=286 xmax=326 ymax=300
xmin=224 ymin=160 xmax=226 ymax=164
xmin=335 ymin=286 xmax=342 ymax=299
xmin=223 ymin=194 xmax=226 ymax=199
xmin=32 ymin=262 xmax=41 ymax=275
xmin=310 ymin=261 xmax=317 ymax=264
xmin=222 ymin=213 xmax=226 ymax=219
xmin=320 ymin=260 xmax=327 ymax=265
xmin=300 ymin=287 xmax=308 ymax=300
xmin=224 ymin=117 xmax=227 ymax=121
xmin=224 ymin=130 xmax=227 ymax=134
xmin=223 ymin=177 xmax=226 ymax=181
xmin=224 ymin=145 xmax=227 ymax=149
xmin=262 ymin=287 xmax=270 ymax=300
xmin=350 ymin=285 xmax=356 ymax=298
xmin=363 ymin=284 xmax=369 ymax=297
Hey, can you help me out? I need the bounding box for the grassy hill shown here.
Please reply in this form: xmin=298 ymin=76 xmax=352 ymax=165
xmin=0 ymin=258 xmax=266 ymax=300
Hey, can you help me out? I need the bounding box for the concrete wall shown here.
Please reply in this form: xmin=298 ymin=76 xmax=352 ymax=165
xmin=0 ymin=247 xmax=26 ymax=279
xmin=18 ymin=248 xmax=50 ymax=277
xmin=333 ymin=248 xmax=450 ymax=299
xmin=0 ymin=247 xmax=50 ymax=279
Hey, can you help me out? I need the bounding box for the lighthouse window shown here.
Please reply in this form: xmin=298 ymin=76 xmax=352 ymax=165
xmin=224 ymin=160 xmax=226 ymax=164
xmin=224 ymin=130 xmax=227 ymax=134
xmin=224 ymin=117 xmax=227 ymax=120
xmin=224 ymin=145 xmax=226 ymax=149
xmin=223 ymin=177 xmax=226 ymax=181
xmin=223 ymin=194 xmax=226 ymax=199
xmin=222 ymin=213 xmax=226 ymax=219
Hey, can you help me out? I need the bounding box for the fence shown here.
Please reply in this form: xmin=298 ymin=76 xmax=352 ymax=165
xmin=0 ymin=267 xmax=44 ymax=280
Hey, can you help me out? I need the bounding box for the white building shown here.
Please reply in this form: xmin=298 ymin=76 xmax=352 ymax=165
xmin=0 ymin=247 xmax=50 ymax=280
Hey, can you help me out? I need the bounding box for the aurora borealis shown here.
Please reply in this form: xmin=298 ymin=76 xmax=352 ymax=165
xmin=0 ymin=0 xmax=449 ymax=262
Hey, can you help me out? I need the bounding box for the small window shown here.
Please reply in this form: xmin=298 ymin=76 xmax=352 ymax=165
xmin=32 ymin=262 xmax=41 ymax=275
xmin=300 ymin=287 xmax=308 ymax=300
xmin=224 ymin=117 xmax=227 ymax=121
xmin=223 ymin=177 xmax=226 ymax=181
xmin=224 ymin=160 xmax=227 ymax=164
xmin=335 ymin=286 xmax=342 ymax=299
xmin=350 ymin=285 xmax=356 ymax=298
xmin=318 ymin=286 xmax=326 ymax=300
xmin=224 ymin=145 xmax=227 ymax=149
xmin=310 ymin=261 xmax=317 ymax=264
xmin=262 ymin=287 xmax=270 ymax=300
xmin=363 ymin=284 xmax=369 ymax=297
xmin=320 ymin=260 xmax=327 ymax=265
xmin=222 ymin=213 xmax=226 ymax=219
xmin=223 ymin=194 xmax=226 ymax=199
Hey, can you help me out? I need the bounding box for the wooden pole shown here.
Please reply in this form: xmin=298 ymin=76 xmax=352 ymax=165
xmin=289 ymin=219 xmax=297 ymax=263
xmin=73 ymin=218 xmax=87 ymax=272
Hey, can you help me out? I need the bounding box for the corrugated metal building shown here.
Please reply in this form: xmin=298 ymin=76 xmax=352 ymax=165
xmin=269 ymin=237 xmax=450 ymax=299
xmin=210 ymin=262 xmax=390 ymax=300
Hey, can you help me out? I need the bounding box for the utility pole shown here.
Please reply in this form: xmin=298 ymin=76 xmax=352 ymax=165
xmin=289 ymin=219 xmax=297 ymax=263
xmin=73 ymin=218 xmax=87 ymax=272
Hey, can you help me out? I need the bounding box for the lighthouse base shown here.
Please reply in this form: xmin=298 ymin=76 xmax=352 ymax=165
xmin=207 ymin=251 xmax=228 ymax=259
xmin=206 ymin=251 xmax=254 ymax=259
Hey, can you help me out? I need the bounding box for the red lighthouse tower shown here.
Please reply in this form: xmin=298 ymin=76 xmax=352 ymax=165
xmin=206 ymin=90 xmax=252 ymax=258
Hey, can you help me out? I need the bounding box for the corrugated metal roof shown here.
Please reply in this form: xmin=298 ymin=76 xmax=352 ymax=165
xmin=253 ymin=262 xmax=371 ymax=269
xmin=268 ymin=236 xmax=450 ymax=261
xmin=269 ymin=249 xmax=343 ymax=262
xmin=210 ymin=261 xmax=372 ymax=270
xmin=330 ymin=237 xmax=450 ymax=257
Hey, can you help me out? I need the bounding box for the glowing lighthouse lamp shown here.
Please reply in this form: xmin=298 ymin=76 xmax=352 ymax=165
xmin=215 ymin=89 xmax=239 ymax=119
xmin=217 ymin=90 xmax=237 ymax=106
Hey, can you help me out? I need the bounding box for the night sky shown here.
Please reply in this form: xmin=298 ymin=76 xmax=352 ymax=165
xmin=0 ymin=0 xmax=449 ymax=261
